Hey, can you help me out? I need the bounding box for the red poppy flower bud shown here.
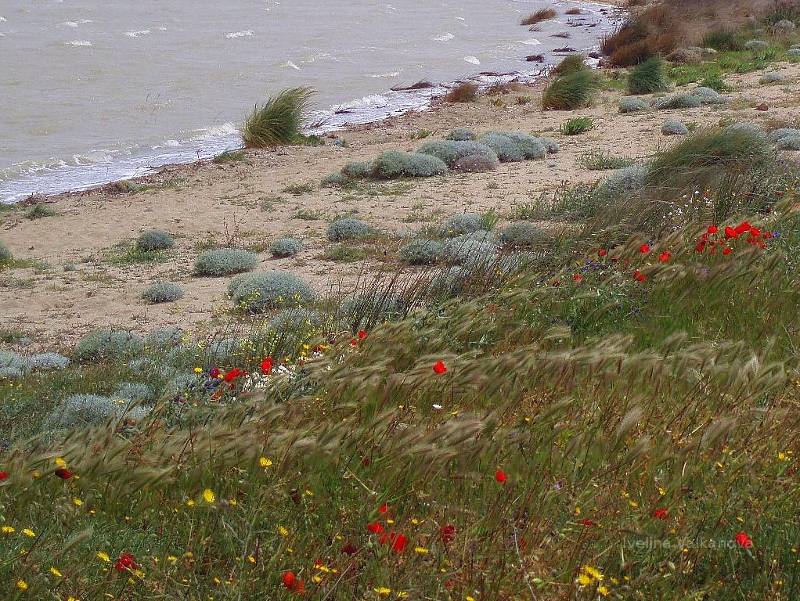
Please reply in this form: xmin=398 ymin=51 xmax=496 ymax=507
xmin=658 ymin=251 xmax=671 ymax=263
xmin=639 ymin=243 xmax=651 ymax=254
xmin=652 ymin=508 xmax=669 ymax=520
xmin=707 ymin=225 xmax=718 ymax=234
xmin=440 ymin=524 xmax=456 ymax=543
xmin=378 ymin=503 xmax=388 ymax=514
xmin=495 ymin=469 xmax=507 ymax=484
xmin=357 ymin=330 xmax=367 ymax=340
xmin=633 ymin=270 xmax=646 ymax=282
xmin=722 ymin=247 xmax=732 ymax=256
xmin=260 ymin=357 xmax=273 ymax=375
xmin=433 ymin=360 xmax=447 ymax=375
xmin=724 ymin=226 xmax=737 ymax=239
xmin=114 ymin=552 xmax=137 ymax=572
xmin=578 ymin=518 xmax=596 ymax=527
xmin=735 ymin=531 xmax=753 ymax=549
xmin=54 ymin=468 xmax=74 ymax=480
xmin=282 ymin=571 xmax=296 ymax=589
xmin=598 ymin=249 xmax=608 ymax=257
xmin=367 ymin=522 xmax=384 ymax=534
xmin=0 ymin=471 xmax=8 ymax=481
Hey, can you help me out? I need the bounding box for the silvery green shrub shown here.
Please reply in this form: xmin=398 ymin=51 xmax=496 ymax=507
xmin=371 ymin=151 xmax=447 ymax=179
xmin=417 ymin=140 xmax=498 ymax=167
xmin=48 ymin=394 xmax=151 ymax=429
xmin=500 ymin=222 xmax=549 ymax=248
xmin=777 ymin=135 xmax=800 ymax=150
xmin=321 ymin=173 xmax=348 ymax=188
xmin=428 ymin=266 xmax=470 ymax=297
xmin=112 ymin=382 xmax=154 ymax=402
xmin=228 ymin=271 xmax=314 ymax=313
xmin=194 ymin=248 xmax=258 ymax=276
xmin=503 ymin=132 xmax=547 ymax=159
xmin=341 ymin=161 xmax=373 ymax=179
xmin=769 ymin=128 xmax=800 ymax=142
xmin=453 ymin=154 xmax=499 ymax=172
xmin=744 ymin=40 xmax=768 ymax=51
xmin=0 ymin=241 xmax=12 ymax=265
xmin=538 ymin=137 xmax=560 ymax=154
xmin=74 ymin=329 xmax=144 ymax=362
xmin=327 ymin=218 xmax=375 ymax=242
xmin=654 ymin=94 xmax=703 ymax=110
xmin=787 ymin=48 xmax=800 ymax=58
xmin=136 ymin=230 xmax=175 ymax=252
xmin=759 ymin=72 xmax=785 ymax=84
xmin=270 ymin=237 xmax=302 ymax=258
xmin=692 ymin=87 xmax=727 ymax=104
xmin=662 ymin=119 xmax=689 ymax=136
xmin=399 ymin=239 xmax=444 ymax=265
xmin=619 ymin=97 xmax=649 ymax=113
xmin=142 ymin=281 xmax=184 ymax=304
xmin=0 ymin=350 xmax=31 ymax=379
xmin=30 ymin=352 xmax=70 ymax=371
xmin=269 ymin=308 xmax=325 ymax=332
xmin=207 ymin=338 xmax=239 ymax=363
xmin=725 ymin=123 xmax=764 ymax=138
xmin=479 ymin=132 xmax=545 ymax=162
xmin=442 ymin=237 xmax=499 ymax=267
xmin=438 ymin=213 xmax=485 ymax=237
xmin=445 ymin=128 xmax=476 ymax=141
xmin=601 ymin=165 xmax=649 ymax=196
xmin=146 ymin=327 xmax=184 ymax=347
xmin=165 ymin=373 xmax=201 ymax=398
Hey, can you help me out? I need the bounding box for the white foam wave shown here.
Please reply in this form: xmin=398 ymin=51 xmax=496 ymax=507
xmin=0 ymin=17 xmax=6 ymax=23
xmin=433 ymin=32 xmax=454 ymax=42
xmin=520 ymin=38 xmax=542 ymax=46
xmin=65 ymin=40 xmax=92 ymax=46
xmin=369 ymin=70 xmax=401 ymax=78
xmin=225 ymin=30 xmax=254 ymax=39
xmin=464 ymin=55 xmax=480 ymax=65
xmin=125 ymin=30 xmax=151 ymax=38
xmin=63 ymin=21 xmax=79 ymax=28
xmin=286 ymin=60 xmax=300 ymax=70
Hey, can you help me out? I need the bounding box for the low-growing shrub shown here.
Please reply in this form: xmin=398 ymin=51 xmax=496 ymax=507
xmin=769 ymin=128 xmax=800 ymax=142
xmin=146 ymin=327 xmax=184 ymax=347
xmin=438 ymin=213 xmax=486 ymax=237
xmin=442 ymin=236 xmax=499 ymax=267
xmin=74 ymin=329 xmax=144 ymax=362
xmin=744 ymin=40 xmax=769 ymax=51
xmin=269 ymin=308 xmax=326 ymax=332
xmin=242 ymin=87 xmax=314 ymax=148
xmin=399 ymin=239 xmax=444 ymax=265
xmin=776 ymin=135 xmax=800 ymax=150
xmin=26 ymin=204 xmax=57 ymax=220
xmin=601 ymin=165 xmax=650 ymax=196
xmin=725 ymin=123 xmax=764 ymax=137
xmin=662 ymin=119 xmax=689 ymax=136
xmin=112 ymin=382 xmax=154 ymax=402
xmin=417 ymin=140 xmax=498 ymax=167
xmin=228 ymin=271 xmax=314 ymax=312
xmin=653 ymin=94 xmax=702 ymax=110
xmin=539 ymin=137 xmax=560 ymax=154
xmin=619 ymin=97 xmax=649 ymax=113
xmin=703 ymin=29 xmax=744 ymax=51
xmin=341 ymin=161 xmax=373 ymax=179
xmin=142 ymin=281 xmax=184 ymax=304
xmin=579 ymin=151 xmax=635 ymax=170
xmin=499 ymin=222 xmax=548 ymax=248
xmin=691 ymin=87 xmax=727 ymax=104
xmin=371 ymin=151 xmax=448 ymax=179
xmin=479 ymin=132 xmax=546 ymax=162
xmin=542 ymin=70 xmax=597 ymax=110
xmin=0 ymin=241 xmax=12 ymax=265
xmin=193 ymin=248 xmax=258 ymax=276
xmin=787 ymin=48 xmax=800 ymax=59
xmin=136 ymin=230 xmax=175 ymax=252
xmin=445 ymin=82 xmax=479 ymax=103
xmin=0 ymin=350 xmax=31 ymax=379
xmin=270 ymin=237 xmax=302 ymax=258
xmin=445 ymin=128 xmax=476 ymax=141
xmin=321 ymin=173 xmax=348 ymax=188
xmin=452 ymin=154 xmax=499 ymax=172
xmin=327 ymin=218 xmax=375 ymax=242
xmin=339 ymin=293 xmax=407 ymax=331
xmin=47 ymin=394 xmax=149 ymax=430
xmin=30 ymin=352 xmax=70 ymax=371
xmin=700 ymin=73 xmax=732 ymax=92
xmin=560 ymin=117 xmax=594 ymax=135
xmin=521 ymin=7 xmax=557 ymax=26
xmin=628 ymin=57 xmax=671 ymax=95
xmin=552 ymin=54 xmax=586 ymax=75
xmin=759 ymin=72 xmax=785 ymax=84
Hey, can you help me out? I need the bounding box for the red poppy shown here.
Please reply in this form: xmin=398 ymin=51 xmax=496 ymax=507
xmin=357 ymin=330 xmax=368 ymax=340
xmin=282 ymin=571 xmax=304 ymax=593
xmin=260 ymin=357 xmax=274 ymax=375
xmin=572 ymin=274 xmax=583 ymax=283
xmin=735 ymin=531 xmax=753 ymax=549
xmin=224 ymin=368 xmax=246 ymax=382
xmin=708 ymin=225 xmax=718 ymax=234
xmin=392 ymin=533 xmax=408 ymax=553
xmin=433 ymin=361 xmax=447 ymax=375
xmin=598 ymin=249 xmax=608 ymax=257
xmin=378 ymin=503 xmax=388 ymax=514
xmin=652 ymin=508 xmax=669 ymax=520
xmin=495 ymin=469 xmax=507 ymax=484
xmin=54 ymin=468 xmax=74 ymax=480
xmin=578 ymin=518 xmax=596 ymax=527
xmin=440 ymin=524 xmax=456 ymax=544
xmin=695 ymin=241 xmax=706 ymax=253
xmin=658 ymin=251 xmax=671 ymax=263
xmin=734 ymin=221 xmax=751 ymax=235
xmin=724 ymin=226 xmax=738 ymax=239
xmin=114 ymin=552 xmax=137 ymax=573
xmin=341 ymin=542 xmax=358 ymax=555
xmin=763 ymin=231 xmax=773 ymax=239
xmin=749 ymin=227 xmax=761 ymax=237
xmin=367 ymin=522 xmax=384 ymax=534
xmin=633 ymin=270 xmax=646 ymax=282
xmin=723 ymin=247 xmax=732 ymax=256
xmin=639 ymin=243 xmax=651 ymax=254
xmin=0 ymin=471 xmax=8 ymax=481
xmin=349 ymin=338 xmax=359 ymax=347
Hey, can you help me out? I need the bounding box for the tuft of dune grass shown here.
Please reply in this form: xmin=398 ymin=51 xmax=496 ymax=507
xmin=241 ymin=87 xmax=315 ymax=148
xmin=520 ymin=7 xmax=557 ymax=26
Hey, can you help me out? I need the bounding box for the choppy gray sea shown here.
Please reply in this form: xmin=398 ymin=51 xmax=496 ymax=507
xmin=0 ymin=0 xmax=617 ymax=203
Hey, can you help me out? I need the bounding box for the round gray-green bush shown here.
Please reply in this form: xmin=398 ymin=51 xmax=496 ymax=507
xmin=321 ymin=172 xmax=348 ymax=188
xmin=112 ymin=382 xmax=154 ymax=402
xmin=30 ymin=352 xmax=70 ymax=371
xmin=327 ymin=217 xmax=375 ymax=242
xmin=194 ymin=248 xmax=258 ymax=276
xmin=399 ymin=239 xmax=444 ymax=265
xmin=341 ymin=161 xmax=373 ymax=179
xmin=146 ymin=327 xmax=184 ymax=347
xmin=445 ymin=128 xmax=476 ymax=141
xmin=787 ymin=48 xmax=800 ymax=58
xmin=692 ymin=87 xmax=727 ymax=104
xmin=538 ymin=137 xmax=560 ymax=154
xmin=479 ymin=132 xmax=545 ymax=162
xmin=453 ymin=154 xmax=500 ymax=173
xmin=725 ymin=123 xmax=764 ymax=137
xmin=0 ymin=350 xmax=31 ymax=379
xmin=228 ymin=270 xmax=314 ymax=313
xmin=269 ymin=308 xmax=326 ymax=332
xmin=500 ymin=222 xmax=549 ymax=248
xmin=504 ymin=132 xmax=547 ymax=159
xmin=662 ymin=119 xmax=689 ymax=136
xmin=744 ymin=40 xmax=768 ymax=51
xmin=777 ymin=135 xmax=800 ymax=150
xmin=619 ymin=97 xmax=649 ymax=113
xmin=0 ymin=241 xmax=12 ymax=265
xmin=48 ymin=393 xmax=151 ymax=429
xmin=142 ymin=281 xmax=184 ymax=304
xmin=136 ymin=229 xmax=175 ymax=252
xmin=417 ymin=140 xmax=498 ymax=167
xmin=654 ymin=94 xmax=702 ymax=110
xmin=270 ymin=237 xmax=303 ymax=258
xmin=759 ymin=72 xmax=785 ymax=84
xmin=438 ymin=213 xmax=485 ymax=237
xmin=428 ymin=266 xmax=471 ymax=297
xmin=769 ymin=128 xmax=800 ymax=142
xmin=74 ymin=329 xmax=144 ymax=362
xmin=601 ymin=165 xmax=649 ymax=196
xmin=371 ymin=150 xmax=448 ymax=179
xmin=442 ymin=236 xmax=499 ymax=267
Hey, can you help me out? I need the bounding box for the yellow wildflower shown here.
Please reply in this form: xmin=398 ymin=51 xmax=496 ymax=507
xmin=466 ymin=597 xmax=476 ymax=601
xmin=49 ymin=567 xmax=63 ymax=577
xmin=312 ymin=575 xmax=322 ymax=584
xmin=186 ymin=499 xmax=195 ymax=507
xmin=577 ymin=573 xmax=592 ymax=587
xmin=167 ymin=556 xmax=178 ymax=564
xmin=259 ymin=457 xmax=273 ymax=468
xmin=397 ymin=593 xmax=409 ymax=599
xmin=73 ymin=498 xmax=83 ymax=507
xmin=97 ymin=551 xmax=111 ymax=563
xmin=414 ymin=546 xmax=429 ymax=555
xmin=16 ymin=579 xmax=28 ymax=591
xmin=202 ymin=489 xmax=215 ymax=504
xmin=374 ymin=587 xmax=392 ymax=597
xmin=193 ymin=367 xmax=203 ymax=374
xmin=22 ymin=528 xmax=35 ymax=538
xmin=278 ymin=526 xmax=289 ymax=537
xmin=247 ymin=556 xmax=255 ymax=564
xmin=598 ymin=585 xmax=610 ymax=597
xmin=2 ymin=526 xmax=15 ymax=534
xmin=55 ymin=457 xmax=67 ymax=467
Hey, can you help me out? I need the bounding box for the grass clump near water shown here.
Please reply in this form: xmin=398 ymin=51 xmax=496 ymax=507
xmin=141 ymin=281 xmax=184 ymax=304
xmin=542 ymin=70 xmax=597 ymax=110
xmin=371 ymin=151 xmax=447 ymax=179
xmin=552 ymin=54 xmax=587 ymax=75
xmin=444 ymin=82 xmax=479 ymax=103
xmin=520 ymin=7 xmax=556 ymax=26
xmin=136 ymin=230 xmax=175 ymax=252
xmin=627 ymin=56 xmax=671 ymax=94
xmin=241 ymin=87 xmax=314 ymax=148
xmin=560 ymin=116 xmax=594 ymax=135
xmin=25 ymin=203 xmax=57 ymax=220
xmin=269 ymin=237 xmax=303 ymax=258
xmin=327 ymin=218 xmax=376 ymax=242
xmin=212 ymin=150 xmax=246 ymax=164
xmin=228 ymin=270 xmax=314 ymax=313
xmin=193 ymin=248 xmax=258 ymax=277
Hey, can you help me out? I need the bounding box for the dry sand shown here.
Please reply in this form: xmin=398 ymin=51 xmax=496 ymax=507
xmin=2 ymin=60 xmax=800 ymax=350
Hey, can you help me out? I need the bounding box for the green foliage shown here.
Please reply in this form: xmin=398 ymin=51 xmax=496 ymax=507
xmin=445 ymin=128 xmax=476 ymax=141
xmin=322 ymin=244 xmax=369 ymax=263
xmin=341 ymin=161 xmax=373 ymax=179
xmin=0 ymin=241 xmax=12 ymax=265
xmin=478 ymin=132 xmax=546 ymax=162
xmin=662 ymin=119 xmax=689 ymax=136
xmin=416 ymin=140 xmax=498 ymax=167
xmin=579 ymin=151 xmax=636 ymax=170
xmin=399 ymin=239 xmax=444 ymax=265
xmin=542 ymin=70 xmax=597 ymax=110
xmin=25 ymin=204 xmax=56 ymax=220
xmin=193 ymin=248 xmax=258 ymax=277
xmin=653 ymin=93 xmax=702 ymax=110
xmin=141 ymin=281 xmax=184 ymax=304
xmin=269 ymin=237 xmax=302 ymax=258
xmin=700 ymin=73 xmax=732 ymax=92
xmin=371 ymin=151 xmax=448 ymax=179
xmin=241 ymin=87 xmax=315 ymax=148
xmin=47 ymin=393 xmax=150 ymax=430
xmin=136 ymin=230 xmax=175 ymax=252
xmin=212 ymin=150 xmax=246 ymax=164
xmin=228 ymin=270 xmax=314 ymax=312
xmin=499 ymin=221 xmax=549 ymax=248
xmin=628 ymin=57 xmax=671 ymax=95
xmin=73 ymin=329 xmax=144 ymax=362
xmin=442 ymin=235 xmax=499 ymax=267
xmin=30 ymin=353 xmax=70 ymax=371
xmin=702 ymin=29 xmax=744 ymax=51
xmin=619 ymin=96 xmax=649 ymax=113
xmin=438 ymin=213 xmax=485 ymax=237
xmin=560 ymin=116 xmax=594 ymax=136
xmin=552 ymin=54 xmax=587 ymax=75
xmin=327 ymin=218 xmax=375 ymax=242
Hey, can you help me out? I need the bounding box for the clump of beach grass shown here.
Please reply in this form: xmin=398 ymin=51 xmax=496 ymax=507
xmin=241 ymin=87 xmax=315 ymax=148
xmin=542 ymin=70 xmax=597 ymax=110
xmin=560 ymin=116 xmax=594 ymax=135
xmin=552 ymin=54 xmax=587 ymax=75
xmin=520 ymin=7 xmax=557 ymax=26
xmin=627 ymin=57 xmax=671 ymax=95
xmin=445 ymin=82 xmax=479 ymax=103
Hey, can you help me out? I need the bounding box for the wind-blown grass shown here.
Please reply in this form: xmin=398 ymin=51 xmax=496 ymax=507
xmin=542 ymin=70 xmax=597 ymax=110
xmin=241 ymin=87 xmax=315 ymax=148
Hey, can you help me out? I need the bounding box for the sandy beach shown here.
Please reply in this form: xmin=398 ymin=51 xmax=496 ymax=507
xmin=2 ymin=50 xmax=800 ymax=349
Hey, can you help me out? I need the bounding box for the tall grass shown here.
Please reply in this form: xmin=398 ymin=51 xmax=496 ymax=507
xmin=542 ymin=70 xmax=597 ymax=110
xmin=520 ymin=7 xmax=556 ymax=26
xmin=241 ymin=87 xmax=315 ymax=148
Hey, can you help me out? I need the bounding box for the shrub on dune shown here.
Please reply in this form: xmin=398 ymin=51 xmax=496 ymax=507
xmin=542 ymin=70 xmax=597 ymax=110
xmin=327 ymin=218 xmax=375 ymax=242
xmin=341 ymin=161 xmax=373 ymax=179
xmin=74 ymin=329 xmax=144 ymax=362
xmin=270 ymin=237 xmax=303 ymax=258
xmin=453 ymin=154 xmax=500 ymax=172
xmin=136 ymin=230 xmax=174 ymax=252
xmin=194 ymin=248 xmax=258 ymax=277
xmin=142 ymin=281 xmax=184 ymax=304
xmin=445 ymin=128 xmax=476 ymax=141
xmin=228 ymin=271 xmax=314 ymax=313
xmin=399 ymin=239 xmax=444 ymax=265
xmin=417 ymin=140 xmax=498 ymax=167
xmin=627 ymin=57 xmax=671 ymax=95
xmin=445 ymin=82 xmax=479 ymax=103
xmin=30 ymin=352 xmax=70 ymax=371
xmin=371 ymin=150 xmax=447 ymax=179
xmin=438 ymin=213 xmax=486 ymax=237
xmin=241 ymin=87 xmax=314 ymax=148
xmin=479 ymin=132 xmax=545 ymax=162
xmin=499 ymin=222 xmax=549 ymax=248
xmin=0 ymin=241 xmax=12 ymax=266
xmin=619 ymin=97 xmax=649 ymax=113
